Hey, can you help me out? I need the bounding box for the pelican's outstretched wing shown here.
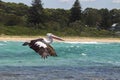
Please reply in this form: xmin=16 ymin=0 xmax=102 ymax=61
xmin=46 ymin=44 xmax=57 ymax=56
xmin=32 ymin=38 xmax=57 ymax=56
xmin=29 ymin=40 xmax=49 ymax=58
xmin=37 ymin=47 xmax=49 ymax=59
xmin=23 ymin=38 xmax=57 ymax=59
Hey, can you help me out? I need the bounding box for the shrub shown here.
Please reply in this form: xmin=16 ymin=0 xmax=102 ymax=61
xmin=4 ymin=14 xmax=22 ymax=26
xmin=69 ymin=20 xmax=85 ymax=35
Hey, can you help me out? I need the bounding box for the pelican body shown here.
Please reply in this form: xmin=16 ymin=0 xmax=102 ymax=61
xmin=23 ymin=33 xmax=64 ymax=59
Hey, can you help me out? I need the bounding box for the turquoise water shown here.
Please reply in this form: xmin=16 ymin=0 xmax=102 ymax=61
xmin=0 ymin=41 xmax=120 ymax=67
xmin=0 ymin=41 xmax=120 ymax=80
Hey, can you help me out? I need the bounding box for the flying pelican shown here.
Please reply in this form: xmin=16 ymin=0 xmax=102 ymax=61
xmin=22 ymin=33 xmax=64 ymax=59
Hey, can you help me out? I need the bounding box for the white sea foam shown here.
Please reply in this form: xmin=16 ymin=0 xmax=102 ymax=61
xmin=0 ymin=43 xmax=6 ymax=46
xmin=70 ymin=46 xmax=74 ymax=48
xmin=3 ymin=41 xmax=8 ymax=42
xmin=81 ymin=53 xmax=87 ymax=56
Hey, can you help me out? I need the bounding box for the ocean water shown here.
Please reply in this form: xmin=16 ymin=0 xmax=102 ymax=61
xmin=0 ymin=41 xmax=120 ymax=80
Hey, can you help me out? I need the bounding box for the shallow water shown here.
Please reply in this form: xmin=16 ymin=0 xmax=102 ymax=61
xmin=0 ymin=41 xmax=120 ymax=80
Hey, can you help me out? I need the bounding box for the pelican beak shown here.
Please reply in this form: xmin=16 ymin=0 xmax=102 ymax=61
xmin=51 ymin=35 xmax=64 ymax=41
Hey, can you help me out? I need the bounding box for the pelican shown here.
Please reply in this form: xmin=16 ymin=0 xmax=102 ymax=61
xmin=22 ymin=33 xmax=64 ymax=59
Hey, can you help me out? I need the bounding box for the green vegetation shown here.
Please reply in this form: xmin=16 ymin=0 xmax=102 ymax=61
xmin=69 ymin=0 xmax=82 ymax=23
xmin=0 ymin=0 xmax=120 ymax=37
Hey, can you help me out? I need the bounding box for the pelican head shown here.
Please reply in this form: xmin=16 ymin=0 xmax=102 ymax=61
xmin=47 ymin=33 xmax=64 ymax=41
xmin=44 ymin=33 xmax=64 ymax=44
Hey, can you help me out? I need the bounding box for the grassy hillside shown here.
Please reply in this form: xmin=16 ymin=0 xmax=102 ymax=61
xmin=0 ymin=23 xmax=116 ymax=38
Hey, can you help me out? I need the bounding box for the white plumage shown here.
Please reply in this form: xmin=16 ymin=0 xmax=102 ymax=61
xmin=35 ymin=41 xmax=47 ymax=48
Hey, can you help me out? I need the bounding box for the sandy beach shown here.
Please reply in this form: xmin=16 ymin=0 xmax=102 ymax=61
xmin=0 ymin=35 xmax=120 ymax=42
